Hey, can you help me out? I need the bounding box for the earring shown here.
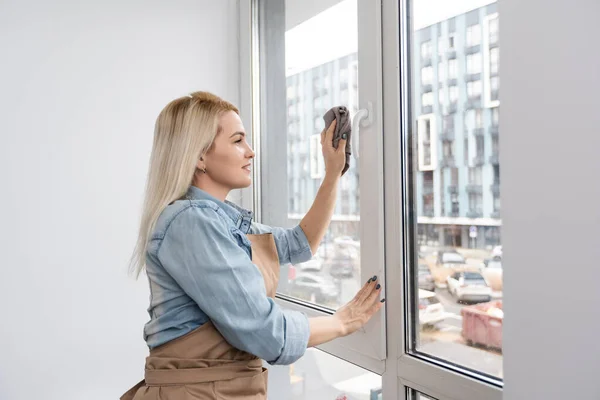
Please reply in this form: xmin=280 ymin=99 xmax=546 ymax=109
xmin=202 ymin=167 xmax=207 ymax=174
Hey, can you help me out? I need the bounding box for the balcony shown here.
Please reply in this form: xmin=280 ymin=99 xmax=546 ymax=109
xmin=440 ymin=156 xmax=456 ymax=168
xmin=422 ymin=105 xmax=433 ymax=115
xmin=465 ymin=97 xmax=482 ymax=109
xmin=447 ymin=185 xmax=458 ymax=194
xmin=423 ymin=208 xmax=435 ymax=217
xmin=440 ymin=128 xmax=455 ymax=141
xmin=447 ymin=78 xmax=458 ymax=86
xmin=421 ymin=83 xmax=433 ymax=93
xmin=422 ymin=184 xmax=434 ymax=195
xmin=447 ymin=102 xmax=458 ymax=114
xmin=472 ymin=155 xmax=485 ymax=166
xmin=491 ymin=182 xmax=500 ymax=195
xmin=465 ymin=72 xmax=482 ymax=82
xmin=491 ymin=210 xmax=501 ymax=219
xmin=466 ymin=184 xmax=483 ymax=194
xmin=491 ymin=125 xmax=499 ymax=137
xmin=490 ymin=36 xmax=499 ymax=48
xmin=422 ymin=56 xmax=432 ymax=67
xmin=489 ymin=153 xmax=500 ymax=165
xmin=473 ymin=127 xmax=485 ymax=136
xmin=465 ymin=44 xmax=481 ymax=55
xmin=467 ymin=209 xmax=483 ymax=218
xmin=446 ymin=49 xmax=457 ymax=59
xmin=491 ymin=89 xmax=500 ymax=102
xmin=449 ymin=209 xmax=460 ymax=217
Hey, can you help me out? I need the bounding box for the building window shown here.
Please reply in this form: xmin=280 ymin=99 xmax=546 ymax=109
xmin=422 ymin=92 xmax=434 ymax=108
xmin=467 ymin=80 xmax=482 ymax=98
xmin=417 ymin=115 xmax=436 ymax=170
xmin=467 ymin=53 xmax=482 ymax=74
xmin=489 ymin=15 xmax=499 ymax=44
xmin=438 ymin=62 xmax=445 ymax=82
xmin=469 ymin=166 xmax=483 ymax=184
xmin=464 ymin=137 xmax=469 ymax=164
xmin=466 ymin=24 xmax=481 ymax=47
xmin=448 ymin=59 xmax=458 ymax=79
xmin=490 ymin=47 xmax=499 ymax=74
xmin=476 ymin=135 xmax=484 ymax=157
xmin=475 ymin=109 xmax=483 ymax=128
xmin=449 ymin=85 xmax=458 ymax=103
xmin=438 ymin=89 xmax=445 ymax=105
xmin=421 ymin=40 xmax=432 ymax=59
xmin=492 ymin=106 xmax=499 ymax=125
xmin=469 ymin=193 xmax=483 ymax=213
xmin=448 ymin=34 xmax=456 ymax=50
xmin=421 ymin=66 xmax=433 ymax=85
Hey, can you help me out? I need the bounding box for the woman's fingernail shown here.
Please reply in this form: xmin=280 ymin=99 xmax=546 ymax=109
xmin=341 ymin=133 xmax=347 ymax=140
xmin=372 ymin=275 xmax=377 ymax=281
xmin=376 ymin=284 xmax=381 ymax=290
xmin=380 ymin=299 xmax=386 ymax=303
xmin=367 ymin=278 xmax=372 ymax=283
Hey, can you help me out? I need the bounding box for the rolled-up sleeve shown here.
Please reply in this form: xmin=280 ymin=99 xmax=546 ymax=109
xmin=251 ymin=222 xmax=313 ymax=265
xmin=157 ymin=206 xmax=310 ymax=365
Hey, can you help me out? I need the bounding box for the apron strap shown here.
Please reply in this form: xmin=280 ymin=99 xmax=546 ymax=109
xmin=145 ymin=358 xmax=264 ymax=386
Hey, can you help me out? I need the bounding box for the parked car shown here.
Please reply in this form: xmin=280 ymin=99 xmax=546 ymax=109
xmin=418 ymin=289 xmax=448 ymax=326
xmin=327 ymin=247 xmax=357 ymax=278
xmin=288 ymin=273 xmax=339 ymax=303
xmin=430 ymin=249 xmax=475 ymax=288
xmin=446 ymin=271 xmax=492 ymax=303
xmin=481 ymin=256 xmax=503 ymax=291
xmin=296 ymin=256 xmax=323 ymax=272
xmin=417 ymin=263 xmax=435 ymax=291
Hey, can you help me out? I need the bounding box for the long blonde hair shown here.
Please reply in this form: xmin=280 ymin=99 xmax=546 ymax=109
xmin=129 ymin=91 xmax=239 ymax=278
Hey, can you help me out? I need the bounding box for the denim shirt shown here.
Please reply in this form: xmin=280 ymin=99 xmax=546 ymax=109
xmin=143 ymin=186 xmax=313 ymax=365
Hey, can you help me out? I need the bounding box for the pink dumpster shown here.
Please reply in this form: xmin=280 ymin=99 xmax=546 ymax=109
xmin=461 ymin=300 xmax=503 ymax=351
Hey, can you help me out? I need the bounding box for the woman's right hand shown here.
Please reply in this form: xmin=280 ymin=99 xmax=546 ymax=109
xmin=333 ymin=275 xmax=385 ymax=337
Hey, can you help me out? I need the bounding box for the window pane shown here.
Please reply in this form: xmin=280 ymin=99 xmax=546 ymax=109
xmin=276 ymin=0 xmax=362 ymax=310
xmin=266 ymin=348 xmax=381 ymax=400
xmin=411 ymin=1 xmax=503 ymax=379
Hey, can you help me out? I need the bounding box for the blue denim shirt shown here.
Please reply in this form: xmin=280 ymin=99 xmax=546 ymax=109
xmin=143 ymin=186 xmax=312 ymax=365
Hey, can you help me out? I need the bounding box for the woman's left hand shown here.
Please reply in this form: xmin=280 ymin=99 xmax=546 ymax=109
xmin=320 ymin=120 xmax=347 ymax=177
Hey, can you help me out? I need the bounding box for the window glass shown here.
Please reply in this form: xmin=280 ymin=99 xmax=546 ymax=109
xmin=266 ymin=348 xmax=381 ymax=400
xmin=411 ymin=1 xmax=503 ymax=379
xmin=277 ymin=0 xmax=363 ymax=311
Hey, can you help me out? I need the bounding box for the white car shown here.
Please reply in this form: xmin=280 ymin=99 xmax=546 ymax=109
xmin=297 ymin=256 xmax=323 ymax=272
xmin=418 ymin=289 xmax=448 ymax=326
xmin=446 ymin=271 xmax=492 ymax=302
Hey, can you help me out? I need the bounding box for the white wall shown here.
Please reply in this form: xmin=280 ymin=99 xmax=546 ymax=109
xmin=0 ymin=1 xmax=240 ymax=399
xmin=501 ymin=0 xmax=600 ymax=398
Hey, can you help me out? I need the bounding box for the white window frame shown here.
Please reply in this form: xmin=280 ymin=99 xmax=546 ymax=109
xmin=466 ymin=24 xmax=481 ymax=47
xmin=241 ymin=0 xmax=504 ymax=398
xmin=242 ymin=0 xmax=387 ymax=375
xmin=483 ymin=12 xmax=501 ymax=108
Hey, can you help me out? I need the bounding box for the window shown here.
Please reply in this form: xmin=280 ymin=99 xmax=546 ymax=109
xmin=475 ymin=109 xmax=483 ymax=128
xmin=254 ymin=1 xmax=387 ymax=384
xmin=489 ymin=15 xmax=499 ymax=44
xmin=422 ymin=66 xmax=433 ymax=85
xmin=491 ymin=76 xmax=499 ymax=92
xmin=421 ymin=40 xmax=432 ymax=59
xmin=448 ymin=34 xmax=456 ymax=50
xmin=476 ymin=135 xmax=485 ymax=157
xmin=467 ymin=24 xmax=481 ymax=46
xmin=449 ymin=85 xmax=458 ymax=103
xmin=469 ymin=166 xmax=483 ymax=184
xmin=467 ymin=53 xmax=482 ymax=74
xmin=490 ymin=47 xmax=499 ymax=75
xmin=448 ymin=59 xmax=458 ymax=79
xmin=438 ymin=62 xmax=445 ymax=82
xmin=418 ymin=115 xmax=437 ymax=170
xmin=492 ymin=106 xmax=500 ymax=125
xmin=467 ymin=80 xmax=482 ymax=98
xmin=422 ymin=92 xmax=433 ymax=108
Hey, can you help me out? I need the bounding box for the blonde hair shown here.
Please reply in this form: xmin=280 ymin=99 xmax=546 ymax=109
xmin=129 ymin=91 xmax=239 ymax=278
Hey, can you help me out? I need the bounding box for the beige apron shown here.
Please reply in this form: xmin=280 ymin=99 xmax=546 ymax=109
xmin=121 ymin=233 xmax=280 ymax=400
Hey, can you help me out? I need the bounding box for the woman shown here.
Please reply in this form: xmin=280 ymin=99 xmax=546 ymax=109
xmin=122 ymin=91 xmax=384 ymax=399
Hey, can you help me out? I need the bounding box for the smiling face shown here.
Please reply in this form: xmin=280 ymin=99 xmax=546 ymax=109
xmin=194 ymin=110 xmax=255 ymax=200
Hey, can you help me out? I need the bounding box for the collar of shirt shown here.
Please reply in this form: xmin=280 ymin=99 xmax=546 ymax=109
xmin=185 ymin=186 xmax=254 ymax=233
